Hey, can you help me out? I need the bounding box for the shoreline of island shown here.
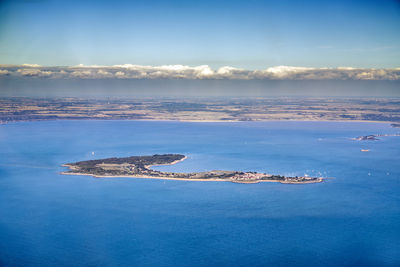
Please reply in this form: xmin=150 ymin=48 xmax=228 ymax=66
xmin=60 ymin=171 xmax=323 ymax=184
xmin=61 ymin=154 xmax=324 ymax=184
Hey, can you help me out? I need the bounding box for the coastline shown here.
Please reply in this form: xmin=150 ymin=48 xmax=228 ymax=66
xmin=1 ymin=118 xmax=397 ymax=125
xmin=60 ymin=171 xmax=323 ymax=184
xmin=60 ymin=171 xmax=324 ymax=184
xmin=144 ymin=156 xmax=188 ymax=169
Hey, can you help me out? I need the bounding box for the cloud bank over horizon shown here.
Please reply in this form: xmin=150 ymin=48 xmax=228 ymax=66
xmin=0 ymin=64 xmax=399 ymax=80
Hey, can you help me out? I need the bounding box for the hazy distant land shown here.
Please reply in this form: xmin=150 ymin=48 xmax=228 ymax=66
xmin=62 ymin=154 xmax=323 ymax=184
xmin=1 ymin=97 xmax=400 ymax=124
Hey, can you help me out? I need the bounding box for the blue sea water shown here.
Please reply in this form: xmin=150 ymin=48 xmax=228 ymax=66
xmin=0 ymin=120 xmax=399 ymax=266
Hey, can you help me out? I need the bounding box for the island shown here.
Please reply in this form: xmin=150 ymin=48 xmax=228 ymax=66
xmin=61 ymin=154 xmax=323 ymax=184
xmin=354 ymin=135 xmax=380 ymax=141
xmin=353 ymin=133 xmax=400 ymax=141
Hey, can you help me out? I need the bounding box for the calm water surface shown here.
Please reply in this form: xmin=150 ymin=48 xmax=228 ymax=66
xmin=0 ymin=121 xmax=399 ymax=266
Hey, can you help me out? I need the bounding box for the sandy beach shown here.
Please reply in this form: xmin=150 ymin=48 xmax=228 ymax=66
xmin=60 ymin=170 xmax=323 ymax=184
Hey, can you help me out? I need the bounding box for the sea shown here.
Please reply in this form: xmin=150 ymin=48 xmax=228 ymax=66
xmin=0 ymin=120 xmax=399 ymax=266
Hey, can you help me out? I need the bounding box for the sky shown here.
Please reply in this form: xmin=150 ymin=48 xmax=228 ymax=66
xmin=0 ymin=0 xmax=399 ymax=69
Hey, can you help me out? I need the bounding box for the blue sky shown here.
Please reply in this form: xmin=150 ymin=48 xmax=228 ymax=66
xmin=0 ymin=0 xmax=399 ymax=69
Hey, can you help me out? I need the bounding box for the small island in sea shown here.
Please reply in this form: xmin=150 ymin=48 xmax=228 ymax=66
xmin=353 ymin=133 xmax=400 ymax=141
xmin=354 ymin=135 xmax=380 ymax=141
xmin=62 ymin=154 xmax=323 ymax=184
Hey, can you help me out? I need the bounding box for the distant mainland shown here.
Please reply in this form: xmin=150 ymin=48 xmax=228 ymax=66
xmin=62 ymin=154 xmax=323 ymax=184
xmin=2 ymin=97 xmax=400 ymax=124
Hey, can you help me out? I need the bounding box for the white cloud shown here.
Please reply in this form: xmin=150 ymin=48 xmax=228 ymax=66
xmin=70 ymin=64 xmax=105 ymax=68
xmin=337 ymin=67 xmax=356 ymax=70
xmin=21 ymin=63 xmax=41 ymax=67
xmin=194 ymin=65 xmax=214 ymax=78
xmin=0 ymin=69 xmax=10 ymax=75
xmin=17 ymin=68 xmax=53 ymax=77
xmin=266 ymin=66 xmax=314 ymax=74
xmin=70 ymin=70 xmax=93 ymax=78
xmin=17 ymin=68 xmax=41 ymax=76
xmin=1 ymin=64 xmax=399 ymax=80
xmin=115 ymin=71 xmax=126 ymax=78
xmin=97 ymin=70 xmax=113 ymax=78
